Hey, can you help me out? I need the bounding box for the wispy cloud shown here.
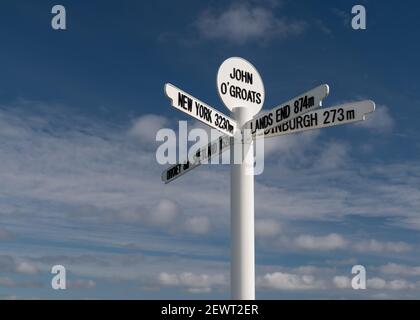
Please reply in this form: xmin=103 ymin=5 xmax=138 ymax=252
xmin=258 ymin=272 xmax=325 ymax=290
xmin=196 ymin=2 xmax=306 ymax=44
xmin=158 ymin=272 xmax=226 ymax=294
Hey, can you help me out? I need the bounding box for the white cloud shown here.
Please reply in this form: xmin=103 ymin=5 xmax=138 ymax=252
xmin=263 ymin=129 xmax=320 ymax=158
xmin=196 ymin=3 xmax=305 ymax=44
xmin=386 ymin=279 xmax=415 ymax=290
xmin=158 ymin=272 xmax=226 ymax=293
xmin=255 ymin=219 xmax=281 ymax=237
xmin=380 ymin=263 xmax=420 ymax=276
xmin=316 ymin=142 xmax=349 ymax=170
xmin=333 ymin=276 xmax=415 ymax=291
xmin=294 ymin=233 xmax=347 ymax=251
xmin=258 ymin=272 xmax=324 ymax=290
xmin=353 ymin=239 xmax=411 ymax=254
xmin=367 ymin=277 xmax=387 ymax=289
xmin=148 ymin=199 xmax=180 ymax=227
xmin=184 ymin=216 xmax=211 ymax=235
xmin=357 ymin=105 xmax=394 ymax=132
xmin=333 ymin=276 xmax=351 ymax=289
xmin=0 ymin=256 xmax=39 ymax=275
xmin=129 ymin=114 xmax=169 ymax=144
xmin=15 ymin=261 xmax=39 ymax=275
xmin=67 ymin=279 xmax=97 ymax=289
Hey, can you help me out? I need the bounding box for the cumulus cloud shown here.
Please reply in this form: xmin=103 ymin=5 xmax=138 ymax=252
xmin=258 ymin=272 xmax=324 ymax=290
xmin=357 ymin=105 xmax=394 ymax=132
xmin=196 ymin=2 xmax=306 ymax=44
xmin=148 ymin=199 xmax=180 ymax=227
xmin=158 ymin=272 xmax=226 ymax=293
xmin=294 ymin=233 xmax=347 ymax=251
xmin=129 ymin=114 xmax=170 ymax=144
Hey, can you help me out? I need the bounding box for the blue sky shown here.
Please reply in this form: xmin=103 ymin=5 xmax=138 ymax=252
xmin=0 ymin=0 xmax=420 ymax=299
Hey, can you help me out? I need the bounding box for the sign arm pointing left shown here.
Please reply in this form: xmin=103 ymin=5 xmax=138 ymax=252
xmin=162 ymin=134 xmax=231 ymax=184
xmin=164 ymin=83 xmax=237 ymax=137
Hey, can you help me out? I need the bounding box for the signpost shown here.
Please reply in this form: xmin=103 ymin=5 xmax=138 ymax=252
xmin=161 ymin=57 xmax=376 ymax=300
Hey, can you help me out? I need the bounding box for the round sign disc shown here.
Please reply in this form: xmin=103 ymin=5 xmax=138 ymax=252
xmin=217 ymin=57 xmax=265 ymax=116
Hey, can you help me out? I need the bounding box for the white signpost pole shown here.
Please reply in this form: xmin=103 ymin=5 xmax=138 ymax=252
xmin=217 ymin=57 xmax=265 ymax=300
xmin=230 ymin=107 xmax=256 ymax=300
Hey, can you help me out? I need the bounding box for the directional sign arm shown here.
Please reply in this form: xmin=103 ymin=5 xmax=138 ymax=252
xmin=164 ymin=83 xmax=237 ymax=137
xmin=259 ymin=100 xmax=375 ymax=138
xmin=247 ymin=84 xmax=330 ymax=137
xmin=162 ymin=161 xmax=201 ymax=184
xmin=162 ymin=135 xmax=232 ymax=184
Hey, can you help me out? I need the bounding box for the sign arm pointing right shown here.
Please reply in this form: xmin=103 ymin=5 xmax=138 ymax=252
xmin=247 ymin=84 xmax=330 ymax=137
xmin=259 ymin=100 xmax=376 ymax=138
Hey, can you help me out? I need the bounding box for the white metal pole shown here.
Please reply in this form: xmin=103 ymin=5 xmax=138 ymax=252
xmin=231 ymin=107 xmax=255 ymax=300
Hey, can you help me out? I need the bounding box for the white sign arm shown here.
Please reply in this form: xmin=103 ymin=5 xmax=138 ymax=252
xmin=164 ymin=83 xmax=237 ymax=137
xmin=260 ymin=100 xmax=375 ymax=138
xmin=162 ymin=134 xmax=231 ymax=184
xmin=248 ymin=84 xmax=330 ymax=137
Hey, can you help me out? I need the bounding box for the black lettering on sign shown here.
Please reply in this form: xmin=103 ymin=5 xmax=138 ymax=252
xmin=253 ymin=114 xmax=273 ymax=133
xmin=323 ymin=108 xmax=354 ymax=124
xmin=215 ymin=114 xmax=234 ymax=133
xmin=178 ymin=93 xmax=192 ymax=112
xmin=195 ymin=102 xmax=213 ymax=123
xmin=228 ymin=85 xmax=261 ymax=104
xmin=275 ymin=105 xmax=290 ymax=123
xmin=256 ymin=92 xmax=261 ymax=104
xmin=229 ymin=68 xmax=253 ymax=84
xmin=227 ymin=121 xmax=233 ymax=133
xmin=183 ymin=162 xmax=190 ymax=170
xmin=308 ymin=96 xmax=315 ymax=108
xmin=265 ymin=112 xmax=318 ymax=136
xmin=346 ymin=109 xmax=355 ymax=120
xmin=166 ymin=164 xmax=181 ymax=180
